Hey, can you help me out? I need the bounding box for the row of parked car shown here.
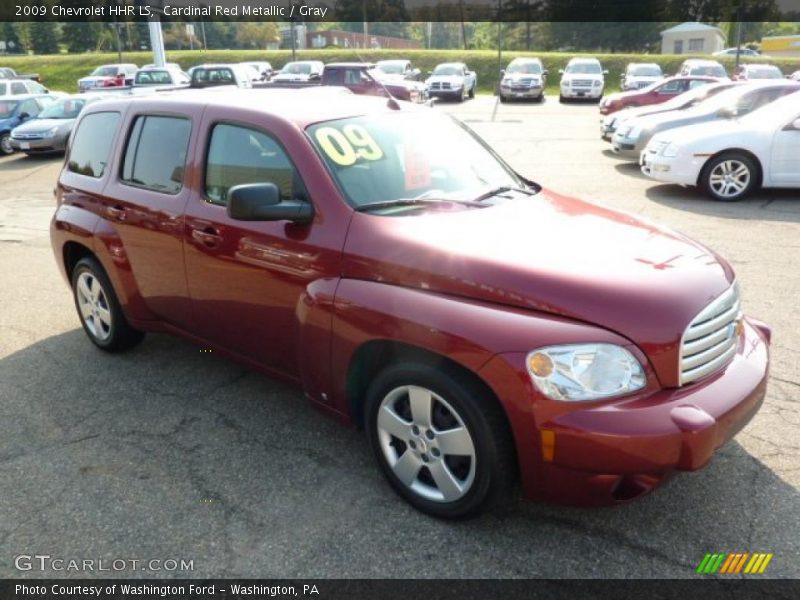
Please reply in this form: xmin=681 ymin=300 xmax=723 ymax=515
xmin=72 ymin=59 xmax=483 ymax=103
xmin=599 ymin=77 xmax=800 ymax=201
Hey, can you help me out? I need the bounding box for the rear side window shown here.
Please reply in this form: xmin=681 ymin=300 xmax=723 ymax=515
xmin=122 ymin=115 xmax=191 ymax=194
xmin=67 ymin=111 xmax=120 ymax=178
xmin=204 ymin=123 xmax=307 ymax=205
xmin=11 ymin=81 xmax=26 ymax=94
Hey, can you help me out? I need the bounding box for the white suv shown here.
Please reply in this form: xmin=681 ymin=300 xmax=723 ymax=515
xmin=559 ymin=58 xmax=607 ymax=102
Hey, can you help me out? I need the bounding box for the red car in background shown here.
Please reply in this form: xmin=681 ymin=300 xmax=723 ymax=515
xmin=599 ymin=76 xmax=719 ymax=115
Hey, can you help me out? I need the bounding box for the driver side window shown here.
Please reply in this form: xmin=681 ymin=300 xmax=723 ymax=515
xmin=205 ymin=123 xmax=308 ymax=205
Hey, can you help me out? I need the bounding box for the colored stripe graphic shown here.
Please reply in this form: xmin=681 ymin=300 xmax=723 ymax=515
xmin=698 ymin=552 xmax=772 ymax=575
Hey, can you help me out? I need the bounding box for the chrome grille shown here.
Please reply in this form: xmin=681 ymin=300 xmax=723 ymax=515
xmin=635 ymin=81 xmax=651 ymax=89
xmin=571 ymin=79 xmax=593 ymax=87
xmin=680 ymin=284 xmax=741 ymax=385
xmin=430 ymin=82 xmax=451 ymax=90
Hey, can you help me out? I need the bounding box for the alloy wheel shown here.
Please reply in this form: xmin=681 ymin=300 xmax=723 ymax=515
xmin=709 ymin=159 xmax=751 ymax=199
xmin=76 ymin=271 xmax=113 ymax=341
xmin=376 ymin=385 xmax=476 ymax=503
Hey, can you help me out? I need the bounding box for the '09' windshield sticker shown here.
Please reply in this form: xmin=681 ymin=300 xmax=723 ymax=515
xmin=314 ymin=124 xmax=384 ymax=166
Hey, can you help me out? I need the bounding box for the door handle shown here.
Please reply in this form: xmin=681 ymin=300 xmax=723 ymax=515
xmin=191 ymin=226 xmax=223 ymax=249
xmin=106 ymin=205 xmax=126 ymax=221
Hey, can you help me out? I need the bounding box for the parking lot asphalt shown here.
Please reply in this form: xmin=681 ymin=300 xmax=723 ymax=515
xmin=1 ymin=95 xmax=798 ymax=579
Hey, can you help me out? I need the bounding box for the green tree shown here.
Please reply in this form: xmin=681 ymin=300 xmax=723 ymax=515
xmin=235 ymin=22 xmax=280 ymax=49
xmin=2 ymin=22 xmax=26 ymax=54
xmin=61 ymin=22 xmax=102 ymax=53
xmin=29 ymin=21 xmax=60 ymax=55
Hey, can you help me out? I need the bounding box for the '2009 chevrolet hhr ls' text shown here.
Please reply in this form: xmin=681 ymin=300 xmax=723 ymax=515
xmin=51 ymin=90 xmax=770 ymax=519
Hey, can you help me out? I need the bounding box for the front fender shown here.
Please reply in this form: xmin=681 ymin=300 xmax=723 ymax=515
xmin=329 ymin=279 xmax=633 ymax=418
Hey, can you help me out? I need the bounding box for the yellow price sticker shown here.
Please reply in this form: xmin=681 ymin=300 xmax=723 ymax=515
xmin=315 ymin=124 xmax=384 ymax=166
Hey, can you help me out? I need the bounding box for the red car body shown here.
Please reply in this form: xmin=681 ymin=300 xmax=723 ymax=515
xmin=51 ymin=91 xmax=770 ymax=508
xmin=599 ymin=76 xmax=719 ymax=115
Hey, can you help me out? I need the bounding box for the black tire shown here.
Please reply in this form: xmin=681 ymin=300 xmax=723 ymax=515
xmin=699 ymin=152 xmax=760 ymax=202
xmin=558 ymin=94 xmax=566 ymax=103
xmin=365 ymin=362 xmax=515 ymax=519
xmin=468 ymin=85 xmax=475 ymax=99
xmin=536 ymin=93 xmax=545 ymax=103
xmin=499 ymin=94 xmax=507 ymax=103
xmin=71 ymin=257 xmax=144 ymax=352
xmin=0 ymin=132 xmax=13 ymax=155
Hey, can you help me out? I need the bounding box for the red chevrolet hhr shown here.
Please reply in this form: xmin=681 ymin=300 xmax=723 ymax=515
xmin=51 ymin=90 xmax=770 ymax=518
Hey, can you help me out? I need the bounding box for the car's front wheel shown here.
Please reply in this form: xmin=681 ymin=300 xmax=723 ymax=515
xmin=71 ymin=257 xmax=144 ymax=352
xmin=0 ymin=133 xmax=13 ymax=155
xmin=700 ymin=152 xmax=759 ymax=201
xmin=365 ymin=362 xmax=515 ymax=519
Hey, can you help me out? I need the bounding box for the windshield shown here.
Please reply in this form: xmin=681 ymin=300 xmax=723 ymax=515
xmin=433 ymin=65 xmax=462 ymax=76
xmin=38 ymin=98 xmax=86 ymax=119
xmin=281 ymin=63 xmax=312 ymax=74
xmin=135 ymin=70 xmax=173 ymax=84
xmin=377 ymin=62 xmax=405 ymax=74
xmin=91 ymin=66 xmax=118 ymax=77
xmin=566 ymin=62 xmax=601 ymax=74
xmin=630 ymin=65 xmax=662 ymax=77
xmin=747 ymin=67 xmax=783 ymax=79
xmin=307 ymin=113 xmax=522 ymax=211
xmin=689 ymin=65 xmax=727 ymax=78
xmin=507 ymin=61 xmax=542 ymax=74
xmin=0 ymin=82 xmax=6 ymax=95
xmin=0 ymin=100 xmax=18 ymax=118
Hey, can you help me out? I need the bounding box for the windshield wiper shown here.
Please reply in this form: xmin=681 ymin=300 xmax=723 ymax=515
xmin=471 ymin=185 xmax=537 ymax=203
xmin=354 ymin=198 xmax=486 ymax=213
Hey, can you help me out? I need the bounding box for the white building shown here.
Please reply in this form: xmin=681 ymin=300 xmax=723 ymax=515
xmin=661 ymin=23 xmax=727 ymax=55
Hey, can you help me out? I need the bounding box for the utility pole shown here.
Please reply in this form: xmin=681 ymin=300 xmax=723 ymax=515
xmin=112 ymin=21 xmax=123 ymax=63
xmin=734 ymin=0 xmax=745 ymax=72
xmin=459 ymin=0 xmax=467 ymax=50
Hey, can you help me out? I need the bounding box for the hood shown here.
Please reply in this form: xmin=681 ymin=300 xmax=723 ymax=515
xmin=562 ymin=73 xmax=603 ymax=81
xmin=342 ymin=190 xmax=734 ymax=386
xmin=273 ymin=72 xmax=311 ymax=82
xmin=653 ymin=118 xmax=742 ymax=146
xmin=12 ymin=118 xmax=73 ymax=134
xmin=504 ymin=72 xmax=543 ymax=81
xmin=632 ymin=106 xmax=716 ymax=132
xmin=428 ymin=75 xmax=465 ymax=84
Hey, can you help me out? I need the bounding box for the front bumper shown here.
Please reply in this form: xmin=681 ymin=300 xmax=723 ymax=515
xmin=561 ymin=86 xmax=603 ymax=99
xmin=11 ymin=136 xmax=66 ymax=153
xmin=428 ymin=88 xmax=463 ymax=99
xmin=611 ymin=135 xmax=643 ymax=160
xmin=479 ymin=317 xmax=770 ymax=506
xmin=640 ymin=148 xmax=701 ymax=186
xmin=500 ymin=85 xmax=543 ymax=99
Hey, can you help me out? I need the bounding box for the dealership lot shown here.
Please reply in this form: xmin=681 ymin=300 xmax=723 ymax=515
xmin=1 ymin=95 xmax=798 ymax=578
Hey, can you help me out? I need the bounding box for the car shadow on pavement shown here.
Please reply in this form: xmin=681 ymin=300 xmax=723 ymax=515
xmin=613 ymin=161 xmax=651 ymax=181
xmin=1 ymin=329 xmax=798 ymax=578
xmin=646 ymin=185 xmax=800 ymax=224
xmin=0 ymin=153 xmax=62 ymax=173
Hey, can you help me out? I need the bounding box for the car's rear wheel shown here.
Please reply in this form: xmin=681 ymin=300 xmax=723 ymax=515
xmin=0 ymin=133 xmax=13 ymax=155
xmin=365 ymin=362 xmax=515 ymax=519
xmin=700 ymin=153 xmax=759 ymax=201
xmin=71 ymin=257 xmax=144 ymax=352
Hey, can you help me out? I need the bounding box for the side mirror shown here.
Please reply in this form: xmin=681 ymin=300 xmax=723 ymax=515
xmin=717 ymin=106 xmax=737 ymax=119
xmin=427 ymin=70 xmax=433 ymax=76
xmin=791 ymin=117 xmax=800 ymax=130
xmin=309 ymin=72 xmax=321 ymax=81
xmin=558 ymin=69 xmax=564 ymax=75
xmin=543 ymin=69 xmax=549 ymax=75
xmin=18 ymin=112 xmax=30 ymax=120
xmin=227 ymin=183 xmax=314 ymax=224
xmin=500 ymin=69 xmax=506 ymax=76
xmin=603 ymin=70 xmax=609 ymax=75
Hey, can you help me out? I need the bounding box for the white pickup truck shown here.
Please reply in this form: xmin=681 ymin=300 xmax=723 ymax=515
xmin=426 ymin=62 xmax=477 ymax=102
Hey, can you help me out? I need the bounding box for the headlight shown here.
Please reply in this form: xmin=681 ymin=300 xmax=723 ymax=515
xmin=502 ymin=78 xmax=511 ymax=85
xmin=617 ymin=124 xmax=632 ymax=137
xmin=526 ymin=343 xmax=646 ymax=402
xmin=45 ymin=127 xmax=59 ymax=138
xmin=662 ymin=142 xmax=680 ymax=158
xmin=451 ymin=82 xmax=463 ymax=89
xmin=628 ymin=126 xmax=642 ymax=141
xmin=593 ymin=80 xmax=602 ymax=87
